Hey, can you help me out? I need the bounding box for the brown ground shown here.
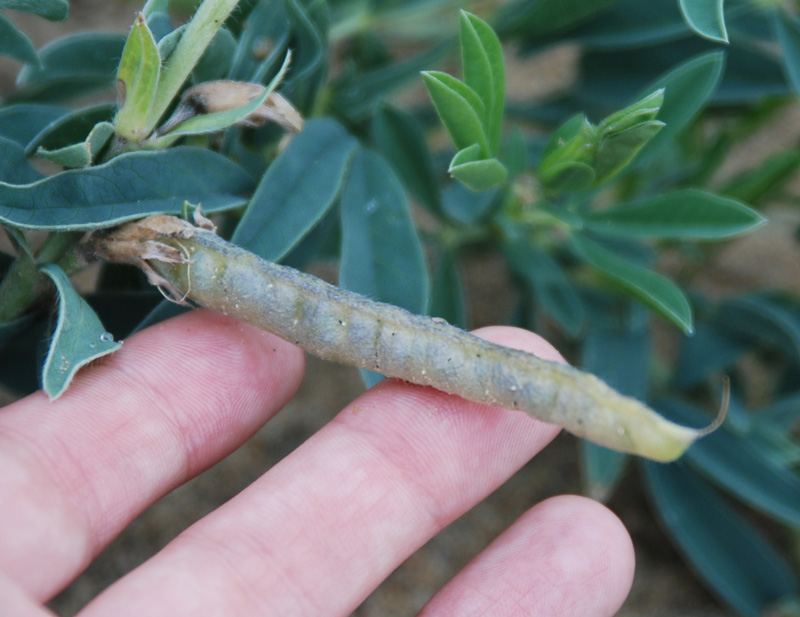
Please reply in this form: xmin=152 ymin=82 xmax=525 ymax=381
xmin=3 ymin=1 xmax=800 ymax=615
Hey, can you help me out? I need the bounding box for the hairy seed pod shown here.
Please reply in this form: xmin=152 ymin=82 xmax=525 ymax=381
xmin=90 ymin=215 xmax=725 ymax=462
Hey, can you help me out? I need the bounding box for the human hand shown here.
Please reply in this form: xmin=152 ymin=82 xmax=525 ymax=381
xmin=0 ymin=309 xmax=634 ymax=616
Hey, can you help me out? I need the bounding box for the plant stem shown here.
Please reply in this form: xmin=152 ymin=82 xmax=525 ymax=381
xmin=146 ymin=0 xmax=241 ymax=135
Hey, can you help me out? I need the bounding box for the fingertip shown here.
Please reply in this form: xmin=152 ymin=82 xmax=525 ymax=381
xmin=470 ymin=325 xmax=567 ymax=364
xmin=420 ymin=494 xmax=635 ymax=617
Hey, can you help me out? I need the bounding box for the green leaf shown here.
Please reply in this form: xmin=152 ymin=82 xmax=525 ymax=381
xmin=156 ymin=23 xmax=186 ymax=62
xmin=572 ymin=234 xmax=693 ymax=333
xmin=0 ymin=0 xmax=68 ymax=20
xmin=26 ymin=103 xmax=116 ymax=156
xmin=0 ymin=147 xmax=254 ymax=230
xmin=14 ymin=32 xmax=126 ymax=103
xmin=496 ymin=0 xmax=618 ymax=38
xmin=583 ymin=189 xmax=766 ymax=239
xmin=0 ymin=13 xmax=39 ymax=66
xmin=40 ymin=264 xmax=122 ymax=400
xmin=428 ymin=244 xmax=467 ymax=329
xmin=422 ymin=70 xmax=488 ymax=155
xmin=568 ymin=0 xmax=691 ymax=50
xmin=594 ymin=121 xmax=664 ymax=183
xmin=634 ymin=50 xmax=725 ymax=163
xmin=233 ymin=118 xmax=358 ymax=262
xmin=339 ymin=146 xmax=430 ymax=385
xmin=643 ymin=461 xmax=799 ymax=616
xmin=718 ymin=294 xmax=800 ymax=366
xmin=658 ymin=398 xmax=800 ymax=528
xmin=678 ymin=0 xmax=728 ymax=43
xmin=371 ymin=104 xmax=441 ymax=215
xmin=441 ymin=181 xmax=499 ymax=224
xmin=332 ymin=43 xmax=450 ymax=121
xmin=672 ymin=321 xmax=748 ymax=389
xmin=449 ymin=146 xmax=508 ymax=192
xmin=141 ymin=0 xmax=169 ymax=18
xmin=281 ymin=0 xmax=328 ymax=111
xmin=0 ymin=137 xmax=42 ymax=184
xmin=721 ymin=150 xmax=800 ymax=204
xmin=460 ymin=11 xmax=504 ymax=154
xmin=190 ymin=25 xmax=237 ymax=84
xmin=227 ymin=0 xmax=290 ymax=81
xmin=773 ymin=9 xmax=800 ymax=97
xmin=115 ymin=13 xmax=161 ymax=142
xmin=0 ymin=103 xmax=69 ymax=147
xmin=503 ymin=238 xmax=585 ymax=337
xmin=539 ymin=113 xmax=598 ymax=192
xmin=35 ymin=122 xmax=115 ymax=169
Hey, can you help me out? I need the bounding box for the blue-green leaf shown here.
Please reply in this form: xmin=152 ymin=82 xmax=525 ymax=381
xmin=773 ymin=9 xmax=800 ymax=96
xmin=718 ymin=294 xmax=800 ymax=366
xmin=15 ymin=32 xmax=126 ymax=102
xmin=441 ymin=181 xmax=499 ymax=224
xmin=0 ymin=13 xmax=39 ymax=66
xmin=635 ymin=50 xmax=725 ymax=163
xmin=232 ymin=118 xmax=358 ymax=262
xmin=503 ymin=238 xmax=585 ymax=337
xmin=678 ymin=0 xmax=728 ymax=43
xmin=25 ymin=103 xmax=115 ymax=156
xmin=428 ymin=244 xmax=467 ymax=329
xmin=572 ymin=234 xmax=693 ymax=333
xmin=644 ymin=461 xmax=799 ymax=616
xmin=579 ymin=318 xmax=649 ymax=500
xmin=0 ymin=0 xmax=68 ymax=20
xmin=660 ymin=399 xmax=800 ymax=528
xmin=0 ymin=104 xmax=69 ymax=147
xmin=672 ymin=321 xmax=748 ymax=388
xmin=0 ymin=147 xmax=254 ymax=230
xmin=40 ymin=264 xmax=122 ymax=399
xmin=35 ymin=121 xmax=115 ymax=169
xmin=371 ymin=104 xmax=441 ymax=215
xmin=583 ymin=189 xmax=766 ymax=239
xmin=339 ymin=147 xmax=429 ymax=386
xmin=0 ymin=137 xmax=42 ymax=184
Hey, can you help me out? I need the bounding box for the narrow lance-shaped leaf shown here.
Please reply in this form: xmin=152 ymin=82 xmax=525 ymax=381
xmin=40 ymin=264 xmax=122 ymax=399
xmin=772 ymin=9 xmax=800 ymax=97
xmin=233 ymin=118 xmax=358 ymax=262
xmin=422 ymin=70 xmax=488 ymax=155
xmin=0 ymin=14 xmax=40 ymax=66
xmin=678 ymin=0 xmax=728 ymax=43
xmin=644 ymin=461 xmax=798 ymax=616
xmin=115 ymin=13 xmax=161 ymax=142
xmin=658 ymin=398 xmax=800 ymax=528
xmin=583 ymin=189 xmax=766 ymax=239
xmin=0 ymin=0 xmax=68 ymax=21
xmin=339 ymin=147 xmax=430 ymax=387
xmin=372 ymin=104 xmax=441 ymax=215
xmin=572 ymin=234 xmax=693 ymax=333
xmin=460 ymin=11 xmax=505 ymax=155
xmin=634 ymin=50 xmax=725 ymax=164
xmin=0 ymin=147 xmax=254 ymax=230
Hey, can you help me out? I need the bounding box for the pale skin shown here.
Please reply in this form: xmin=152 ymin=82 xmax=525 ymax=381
xmin=0 ymin=310 xmax=634 ymax=616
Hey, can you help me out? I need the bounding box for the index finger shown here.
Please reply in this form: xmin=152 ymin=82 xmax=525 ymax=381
xmin=0 ymin=309 xmax=305 ymax=601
